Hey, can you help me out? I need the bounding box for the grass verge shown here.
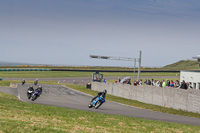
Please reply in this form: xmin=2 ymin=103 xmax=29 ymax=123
xmin=0 ymin=92 xmax=200 ymax=133
xmin=0 ymin=71 xmax=179 ymax=78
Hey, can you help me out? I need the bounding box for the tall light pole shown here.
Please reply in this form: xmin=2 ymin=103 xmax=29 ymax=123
xmin=90 ymin=52 xmax=142 ymax=84
xmin=137 ymin=51 xmax=142 ymax=81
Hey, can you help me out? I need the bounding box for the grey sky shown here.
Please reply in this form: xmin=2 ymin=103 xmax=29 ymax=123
xmin=0 ymin=0 xmax=200 ymax=67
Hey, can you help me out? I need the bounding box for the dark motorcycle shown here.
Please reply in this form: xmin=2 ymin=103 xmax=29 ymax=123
xmin=27 ymin=89 xmax=34 ymax=99
xmin=34 ymin=80 xmax=38 ymax=85
xmin=31 ymin=90 xmax=40 ymax=101
xmin=22 ymin=80 xmax=25 ymax=85
xmin=88 ymin=95 xmax=105 ymax=109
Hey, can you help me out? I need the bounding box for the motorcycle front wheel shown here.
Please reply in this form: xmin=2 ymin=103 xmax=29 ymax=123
xmin=31 ymin=95 xmax=37 ymax=101
xmin=94 ymin=101 xmax=102 ymax=109
xmin=27 ymin=94 xmax=31 ymax=99
xmin=88 ymin=104 xmax=92 ymax=108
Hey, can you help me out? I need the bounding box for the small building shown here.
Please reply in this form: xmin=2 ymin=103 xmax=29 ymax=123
xmin=180 ymin=55 xmax=200 ymax=90
xmin=180 ymin=70 xmax=200 ymax=90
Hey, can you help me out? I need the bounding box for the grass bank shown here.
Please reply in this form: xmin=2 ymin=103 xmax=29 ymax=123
xmin=0 ymin=92 xmax=200 ymax=133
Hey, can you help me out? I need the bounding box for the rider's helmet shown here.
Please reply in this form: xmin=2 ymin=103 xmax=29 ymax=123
xmin=103 ymin=89 xmax=107 ymax=94
xmin=38 ymin=86 xmax=42 ymax=89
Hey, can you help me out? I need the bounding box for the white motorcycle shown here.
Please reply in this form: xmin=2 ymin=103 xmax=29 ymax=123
xmin=27 ymin=89 xmax=34 ymax=99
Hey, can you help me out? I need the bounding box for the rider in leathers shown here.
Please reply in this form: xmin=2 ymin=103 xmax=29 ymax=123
xmin=35 ymin=86 xmax=43 ymax=95
xmin=22 ymin=79 xmax=25 ymax=85
xmin=91 ymin=89 xmax=107 ymax=102
xmin=27 ymin=86 xmax=34 ymax=92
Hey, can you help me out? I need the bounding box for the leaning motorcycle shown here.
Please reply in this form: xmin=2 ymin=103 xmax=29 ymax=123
xmin=34 ymin=80 xmax=38 ymax=85
xmin=88 ymin=95 xmax=105 ymax=109
xmin=31 ymin=90 xmax=40 ymax=101
xmin=22 ymin=81 xmax=25 ymax=85
xmin=27 ymin=89 xmax=34 ymax=99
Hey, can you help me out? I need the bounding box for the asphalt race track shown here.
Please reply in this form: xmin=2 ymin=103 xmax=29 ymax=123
xmin=0 ymin=84 xmax=200 ymax=126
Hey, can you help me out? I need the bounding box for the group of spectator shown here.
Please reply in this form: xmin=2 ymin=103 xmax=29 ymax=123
xmin=122 ymin=78 xmax=191 ymax=90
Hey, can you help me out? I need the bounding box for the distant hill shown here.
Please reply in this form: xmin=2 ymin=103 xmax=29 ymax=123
xmin=163 ymin=60 xmax=199 ymax=70
xmin=0 ymin=60 xmax=199 ymax=70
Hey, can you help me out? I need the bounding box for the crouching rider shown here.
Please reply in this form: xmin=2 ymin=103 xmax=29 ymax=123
xmin=91 ymin=89 xmax=107 ymax=102
xmin=35 ymin=86 xmax=43 ymax=95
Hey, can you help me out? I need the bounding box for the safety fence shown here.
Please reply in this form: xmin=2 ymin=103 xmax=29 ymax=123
xmin=0 ymin=69 xmax=50 ymax=71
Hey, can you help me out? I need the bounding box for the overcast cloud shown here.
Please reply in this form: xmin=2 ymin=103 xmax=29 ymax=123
xmin=0 ymin=0 xmax=200 ymax=67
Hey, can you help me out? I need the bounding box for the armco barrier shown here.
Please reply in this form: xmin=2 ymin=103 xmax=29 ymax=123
xmin=0 ymin=69 xmax=50 ymax=71
xmin=91 ymin=82 xmax=200 ymax=114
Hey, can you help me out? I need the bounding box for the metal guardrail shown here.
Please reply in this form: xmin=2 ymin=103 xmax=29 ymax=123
xmin=0 ymin=69 xmax=50 ymax=71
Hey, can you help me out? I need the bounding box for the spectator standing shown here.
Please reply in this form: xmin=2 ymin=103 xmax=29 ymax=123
xmin=126 ymin=79 xmax=131 ymax=85
xmin=162 ymin=80 xmax=166 ymax=87
xmin=144 ymin=79 xmax=148 ymax=85
xmin=170 ymin=80 xmax=174 ymax=87
xmin=148 ymin=79 xmax=151 ymax=85
xmin=160 ymin=80 xmax=163 ymax=87
xmin=156 ymin=80 xmax=161 ymax=87
xmin=134 ymin=80 xmax=139 ymax=86
xmin=180 ymin=80 xmax=188 ymax=90
xmin=175 ymin=80 xmax=180 ymax=88
xmin=151 ymin=79 xmax=154 ymax=86
xmin=188 ymin=82 xmax=193 ymax=89
xmin=139 ymin=79 xmax=143 ymax=85
xmin=186 ymin=82 xmax=193 ymax=89
xmin=166 ymin=79 xmax=170 ymax=87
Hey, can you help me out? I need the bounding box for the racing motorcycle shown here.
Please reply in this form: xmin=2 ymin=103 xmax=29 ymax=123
xmin=22 ymin=80 xmax=25 ymax=85
xmin=34 ymin=80 xmax=38 ymax=85
xmin=27 ymin=89 xmax=34 ymax=99
xmin=88 ymin=95 xmax=105 ymax=109
xmin=31 ymin=90 xmax=40 ymax=101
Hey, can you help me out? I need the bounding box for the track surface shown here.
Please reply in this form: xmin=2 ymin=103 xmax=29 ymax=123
xmin=0 ymin=83 xmax=200 ymax=126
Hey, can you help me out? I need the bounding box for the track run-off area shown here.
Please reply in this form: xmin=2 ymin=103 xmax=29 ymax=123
xmin=0 ymin=83 xmax=200 ymax=126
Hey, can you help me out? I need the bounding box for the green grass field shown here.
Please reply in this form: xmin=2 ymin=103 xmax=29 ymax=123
xmin=0 ymin=92 xmax=200 ymax=133
xmin=0 ymin=71 xmax=180 ymax=78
